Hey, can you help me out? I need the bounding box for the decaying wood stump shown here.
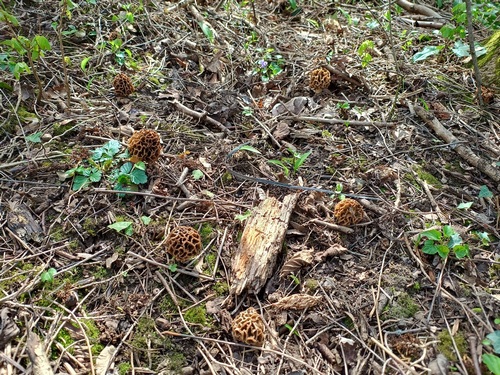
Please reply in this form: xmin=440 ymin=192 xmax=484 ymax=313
xmin=231 ymin=193 xmax=299 ymax=296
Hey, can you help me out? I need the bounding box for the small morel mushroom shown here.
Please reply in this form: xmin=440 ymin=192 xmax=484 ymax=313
xmin=231 ymin=307 xmax=265 ymax=347
xmin=127 ymin=129 xmax=162 ymax=163
xmin=165 ymin=226 xmax=202 ymax=262
xmin=113 ymin=72 xmax=134 ymax=97
xmin=334 ymin=198 xmax=366 ymax=226
xmin=309 ymin=67 xmax=331 ymax=93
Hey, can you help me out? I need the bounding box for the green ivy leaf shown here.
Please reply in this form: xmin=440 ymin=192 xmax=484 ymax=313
xmin=482 ymin=354 xmax=500 ymax=374
xmin=26 ymin=131 xmax=43 ymax=143
xmin=412 ymin=45 xmax=444 ymax=62
xmin=72 ymin=175 xmax=89 ymax=190
xmin=89 ymin=169 xmax=102 ymax=183
xmin=436 ymin=244 xmax=450 ymax=258
xmin=235 ymin=210 xmax=252 ymax=222
xmin=422 ymin=240 xmax=438 ymax=255
xmin=120 ymin=162 xmax=133 ymax=174
xmin=448 ymin=233 xmax=462 ymax=248
xmin=442 ymin=225 xmax=455 ymax=238
xmin=141 ymin=216 xmax=151 ymax=225
xmin=192 ymin=169 xmax=204 ymax=180
xmin=486 ymin=331 xmax=500 ymax=354
xmin=457 ymin=202 xmax=473 ymax=209
xmin=40 ymin=267 xmax=57 ymax=283
xmin=419 ymin=229 xmax=442 ymax=241
xmin=453 ymin=244 xmax=469 ymax=259
xmin=108 ymin=221 xmax=133 ymax=233
xmin=479 ymin=185 xmax=493 ymax=198
xmin=130 ymin=169 xmax=147 ymax=184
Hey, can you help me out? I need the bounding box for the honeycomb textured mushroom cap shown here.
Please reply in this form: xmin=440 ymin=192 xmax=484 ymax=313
xmin=309 ymin=67 xmax=331 ymax=93
xmin=113 ymin=72 xmax=134 ymax=97
xmin=127 ymin=129 xmax=162 ymax=163
xmin=334 ymin=198 xmax=365 ymax=226
xmin=166 ymin=226 xmax=202 ymax=262
xmin=231 ymin=307 xmax=265 ymax=347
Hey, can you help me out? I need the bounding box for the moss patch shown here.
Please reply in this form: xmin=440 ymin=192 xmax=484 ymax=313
xmin=437 ymin=330 xmax=468 ymax=361
xmin=384 ymin=292 xmax=419 ymax=320
xmin=184 ymin=305 xmax=209 ymax=326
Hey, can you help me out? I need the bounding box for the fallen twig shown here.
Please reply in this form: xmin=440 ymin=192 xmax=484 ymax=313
xmin=414 ymin=105 xmax=500 ymax=184
xmin=171 ymin=99 xmax=230 ymax=133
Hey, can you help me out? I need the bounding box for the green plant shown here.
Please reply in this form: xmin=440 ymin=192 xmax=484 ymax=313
xmin=41 ymin=268 xmax=57 ymax=283
xmin=357 ymin=40 xmax=374 ymax=68
xmin=109 ymin=161 xmax=147 ymax=194
xmin=268 ymin=148 xmax=312 ymax=178
xmin=0 ymin=9 xmax=51 ymax=101
xmin=62 ymin=140 xmax=148 ymax=193
xmin=482 ymin=329 xmax=500 ymax=374
xmin=254 ymin=48 xmax=284 ymax=82
xmin=336 ymin=101 xmax=350 ymax=110
xmin=413 ymin=0 xmax=494 ymax=62
xmin=184 ymin=305 xmax=209 ymax=326
xmin=416 ymin=225 xmax=470 ymax=259
xmin=118 ymin=362 xmax=131 ymax=375
xmin=192 ymin=169 xmax=204 ymax=180
xmin=284 ymin=323 xmax=300 ymax=337
xmin=235 ymin=210 xmax=252 ymax=222
xmin=108 ymin=221 xmax=134 ymax=236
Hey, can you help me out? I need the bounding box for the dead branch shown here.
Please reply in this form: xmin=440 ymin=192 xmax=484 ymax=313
xmin=396 ymin=0 xmax=444 ymax=19
xmin=171 ymin=99 xmax=230 ymax=133
xmin=414 ymin=105 xmax=500 ymax=184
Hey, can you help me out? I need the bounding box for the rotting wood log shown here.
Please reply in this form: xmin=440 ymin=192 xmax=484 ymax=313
xmin=231 ymin=193 xmax=299 ymax=296
xmin=414 ymin=105 xmax=500 ymax=185
xmin=26 ymin=332 xmax=54 ymax=375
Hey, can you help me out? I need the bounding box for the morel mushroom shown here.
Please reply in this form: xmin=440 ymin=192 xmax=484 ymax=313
xmin=231 ymin=307 xmax=265 ymax=347
xmin=333 ymin=198 xmax=365 ymax=226
xmin=165 ymin=226 xmax=202 ymax=262
xmin=113 ymin=72 xmax=134 ymax=97
xmin=309 ymin=67 xmax=331 ymax=93
xmin=127 ymin=129 xmax=162 ymax=163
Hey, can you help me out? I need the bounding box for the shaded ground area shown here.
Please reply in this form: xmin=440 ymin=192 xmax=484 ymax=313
xmin=0 ymin=0 xmax=499 ymax=374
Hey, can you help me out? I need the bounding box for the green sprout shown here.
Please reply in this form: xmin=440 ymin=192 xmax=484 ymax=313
xmin=416 ymin=225 xmax=470 ymax=259
xmin=268 ymin=148 xmax=312 ymax=178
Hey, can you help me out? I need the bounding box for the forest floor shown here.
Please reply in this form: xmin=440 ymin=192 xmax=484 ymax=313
xmin=0 ymin=0 xmax=499 ymax=374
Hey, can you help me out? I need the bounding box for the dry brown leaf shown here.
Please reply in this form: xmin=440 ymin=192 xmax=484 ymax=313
xmin=279 ymin=248 xmax=315 ymax=279
xmin=273 ymin=294 xmax=322 ymax=310
xmin=315 ymin=244 xmax=348 ymax=261
xmin=95 ymin=345 xmax=116 ymax=375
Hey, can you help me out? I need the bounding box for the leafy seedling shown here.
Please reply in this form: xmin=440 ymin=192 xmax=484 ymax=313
xmin=110 ymin=161 xmax=148 ymax=196
xmin=417 ymin=225 xmax=470 ymax=259
xmin=108 ymin=221 xmax=134 ymax=236
xmin=192 ymin=169 xmax=204 ymax=180
xmin=235 ymin=210 xmax=252 ymax=222
xmin=268 ymin=148 xmax=312 ymax=177
xmin=41 ymin=267 xmax=57 ymax=283
xmin=26 ymin=132 xmax=43 ymax=143
xmin=140 ymin=216 xmax=151 ymax=225
xmin=482 ymin=331 xmax=500 ymax=374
